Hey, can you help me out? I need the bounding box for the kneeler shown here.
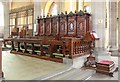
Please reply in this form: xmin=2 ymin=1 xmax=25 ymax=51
xmin=96 ymin=60 xmax=115 ymax=77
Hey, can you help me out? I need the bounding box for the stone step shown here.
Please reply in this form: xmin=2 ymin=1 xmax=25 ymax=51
xmin=34 ymin=66 xmax=73 ymax=80
xmin=48 ymin=68 xmax=95 ymax=80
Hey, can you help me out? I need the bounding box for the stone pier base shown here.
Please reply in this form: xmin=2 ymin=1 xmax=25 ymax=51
xmin=63 ymin=54 xmax=90 ymax=68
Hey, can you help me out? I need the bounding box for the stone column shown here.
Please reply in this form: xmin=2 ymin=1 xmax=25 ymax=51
xmin=109 ymin=1 xmax=117 ymax=50
xmin=118 ymin=1 xmax=120 ymax=56
xmin=3 ymin=2 xmax=9 ymax=39
xmin=33 ymin=1 xmax=41 ymax=36
xmin=109 ymin=0 xmax=120 ymax=56
xmin=91 ymin=2 xmax=106 ymax=49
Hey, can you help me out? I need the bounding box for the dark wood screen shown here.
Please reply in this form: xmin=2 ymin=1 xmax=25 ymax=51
xmin=51 ymin=16 xmax=59 ymax=36
xmin=85 ymin=14 xmax=91 ymax=32
xmin=59 ymin=14 xmax=67 ymax=37
xmin=9 ymin=10 xmax=94 ymax=62
xmin=45 ymin=17 xmax=51 ymax=36
xmin=77 ymin=16 xmax=86 ymax=38
xmin=67 ymin=12 xmax=77 ymax=36
xmin=36 ymin=11 xmax=91 ymax=39
xmin=39 ymin=19 xmax=44 ymax=36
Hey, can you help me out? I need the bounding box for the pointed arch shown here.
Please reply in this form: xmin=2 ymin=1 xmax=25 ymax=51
xmin=45 ymin=0 xmax=54 ymax=16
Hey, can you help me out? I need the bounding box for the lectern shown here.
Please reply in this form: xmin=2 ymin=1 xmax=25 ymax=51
xmin=83 ymin=32 xmax=99 ymax=67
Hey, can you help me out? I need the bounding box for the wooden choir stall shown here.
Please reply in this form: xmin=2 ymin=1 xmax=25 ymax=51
xmin=9 ymin=10 xmax=94 ymax=63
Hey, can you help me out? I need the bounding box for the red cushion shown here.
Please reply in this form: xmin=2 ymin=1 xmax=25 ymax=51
xmin=98 ymin=60 xmax=114 ymax=65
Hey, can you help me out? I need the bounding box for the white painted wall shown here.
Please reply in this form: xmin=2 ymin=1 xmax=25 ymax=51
xmin=118 ymin=0 xmax=120 ymax=56
xmin=3 ymin=2 xmax=10 ymax=39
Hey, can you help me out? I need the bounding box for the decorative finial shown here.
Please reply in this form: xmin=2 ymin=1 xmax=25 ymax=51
xmin=75 ymin=10 xmax=77 ymax=13
xmin=65 ymin=11 xmax=67 ymax=15
xmin=37 ymin=16 xmax=39 ymax=19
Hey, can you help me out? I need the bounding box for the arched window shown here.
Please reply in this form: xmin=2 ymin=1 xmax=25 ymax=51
xmin=83 ymin=0 xmax=91 ymax=13
xmin=52 ymin=4 xmax=57 ymax=16
xmin=49 ymin=3 xmax=58 ymax=16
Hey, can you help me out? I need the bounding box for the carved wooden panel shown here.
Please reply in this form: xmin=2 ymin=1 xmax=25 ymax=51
xmin=86 ymin=14 xmax=91 ymax=32
xmin=39 ymin=19 xmax=44 ymax=35
xmin=68 ymin=15 xmax=76 ymax=36
xmin=37 ymin=11 xmax=91 ymax=39
xmin=51 ymin=17 xmax=59 ymax=36
xmin=45 ymin=18 xmax=51 ymax=36
xmin=59 ymin=16 xmax=67 ymax=36
xmin=77 ymin=16 xmax=86 ymax=38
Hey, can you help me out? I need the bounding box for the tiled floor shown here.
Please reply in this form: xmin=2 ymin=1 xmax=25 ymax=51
xmin=1 ymin=49 xmax=119 ymax=80
xmin=47 ymin=68 xmax=95 ymax=80
xmin=88 ymin=71 xmax=118 ymax=80
xmin=2 ymin=51 xmax=71 ymax=80
xmin=88 ymin=56 xmax=119 ymax=80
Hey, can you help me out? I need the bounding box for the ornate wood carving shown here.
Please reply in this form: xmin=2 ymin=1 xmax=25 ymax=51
xmin=85 ymin=13 xmax=91 ymax=32
xmin=51 ymin=16 xmax=59 ymax=36
xmin=67 ymin=11 xmax=77 ymax=36
xmin=77 ymin=16 xmax=86 ymax=38
xmin=7 ymin=10 xmax=95 ymax=63
xmin=45 ymin=17 xmax=51 ymax=36
xmin=39 ymin=19 xmax=45 ymax=35
xmin=59 ymin=13 xmax=67 ymax=37
xmin=37 ymin=11 xmax=91 ymax=39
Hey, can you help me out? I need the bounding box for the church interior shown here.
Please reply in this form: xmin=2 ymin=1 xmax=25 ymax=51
xmin=0 ymin=0 xmax=119 ymax=81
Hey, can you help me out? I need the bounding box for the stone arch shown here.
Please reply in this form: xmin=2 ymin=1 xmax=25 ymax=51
xmin=44 ymin=0 xmax=55 ymax=16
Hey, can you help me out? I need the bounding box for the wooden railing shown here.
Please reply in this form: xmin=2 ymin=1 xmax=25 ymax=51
xmin=3 ymin=36 xmax=94 ymax=63
xmin=4 ymin=37 xmax=94 ymax=62
xmin=69 ymin=39 xmax=91 ymax=59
